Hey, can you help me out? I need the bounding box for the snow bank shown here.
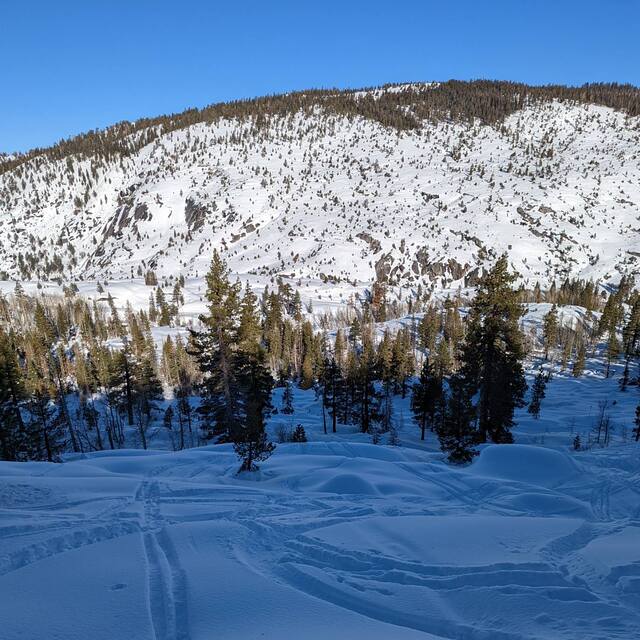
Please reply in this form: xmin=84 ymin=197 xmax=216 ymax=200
xmin=471 ymin=444 xmax=580 ymax=487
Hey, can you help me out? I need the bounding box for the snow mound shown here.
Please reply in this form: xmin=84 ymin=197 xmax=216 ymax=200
xmin=471 ymin=444 xmax=579 ymax=487
xmin=315 ymin=473 xmax=380 ymax=496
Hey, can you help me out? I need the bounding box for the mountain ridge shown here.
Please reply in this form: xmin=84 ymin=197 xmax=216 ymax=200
xmin=1 ymin=80 xmax=639 ymax=292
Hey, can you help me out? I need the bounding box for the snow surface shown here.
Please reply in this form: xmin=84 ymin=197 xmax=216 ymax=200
xmin=1 ymin=356 xmax=640 ymax=639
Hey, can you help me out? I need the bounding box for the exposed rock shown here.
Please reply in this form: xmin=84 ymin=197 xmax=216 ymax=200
xmin=356 ymin=232 xmax=382 ymax=254
xmin=374 ymin=253 xmax=394 ymax=281
xmin=184 ymin=198 xmax=207 ymax=232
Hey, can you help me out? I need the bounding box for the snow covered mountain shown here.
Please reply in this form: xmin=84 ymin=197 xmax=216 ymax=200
xmin=1 ymin=81 xmax=639 ymax=291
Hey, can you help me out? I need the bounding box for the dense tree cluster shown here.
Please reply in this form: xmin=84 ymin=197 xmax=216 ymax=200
xmin=1 ymin=250 xmax=639 ymax=468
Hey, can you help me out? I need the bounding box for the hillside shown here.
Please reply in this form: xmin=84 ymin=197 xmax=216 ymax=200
xmin=1 ymin=81 xmax=640 ymax=293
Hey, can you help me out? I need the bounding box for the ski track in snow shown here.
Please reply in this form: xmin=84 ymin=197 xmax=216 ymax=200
xmin=138 ymin=480 xmax=191 ymax=640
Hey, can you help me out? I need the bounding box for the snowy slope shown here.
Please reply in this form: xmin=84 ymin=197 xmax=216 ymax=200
xmin=1 ymin=357 xmax=640 ymax=640
xmin=1 ymin=87 xmax=640 ymax=293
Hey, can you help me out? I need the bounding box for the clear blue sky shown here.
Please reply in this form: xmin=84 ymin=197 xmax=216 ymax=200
xmin=2 ymin=0 xmax=638 ymax=153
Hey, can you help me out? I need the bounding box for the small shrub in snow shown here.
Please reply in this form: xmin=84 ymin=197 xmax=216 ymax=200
xmin=291 ymin=425 xmax=307 ymax=443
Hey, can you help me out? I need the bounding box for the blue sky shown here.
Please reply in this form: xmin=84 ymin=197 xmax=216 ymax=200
xmin=2 ymin=0 xmax=638 ymax=152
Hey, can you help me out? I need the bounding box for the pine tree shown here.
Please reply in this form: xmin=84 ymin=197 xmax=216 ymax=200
xmin=622 ymin=298 xmax=640 ymax=359
xmin=290 ymin=424 xmax=307 ymax=442
xmin=356 ymin=336 xmax=380 ymax=434
xmin=163 ymin=405 xmax=174 ymax=431
xmin=189 ymin=251 xmax=242 ymax=441
xmin=113 ymin=341 xmax=136 ymax=426
xmin=0 ymin=329 xmax=26 ymax=460
xmin=633 ymin=405 xmax=640 ymax=442
xmin=528 ymin=370 xmax=547 ymax=419
xmin=572 ymin=341 xmax=586 ymax=377
xmin=237 ymin=283 xmax=262 ymax=354
xmin=411 ymin=359 xmax=443 ymax=440
xmin=281 ymin=380 xmax=294 ymax=414
xmin=437 ymin=374 xmax=477 ymax=464
xmin=433 ymin=338 xmax=453 ymax=378
xmin=392 ymin=328 xmax=414 ymax=397
xmin=24 ymin=360 xmax=65 ymax=462
xmin=605 ymin=329 xmax=619 ymax=378
xmin=334 ymin=328 xmax=346 ymax=368
xmin=148 ymin=292 xmax=158 ymax=323
xmin=156 ymin=288 xmax=171 ymax=326
xmin=233 ymin=348 xmax=275 ymax=472
xmin=348 ymin=316 xmax=361 ymax=346
xmin=133 ymin=356 xmax=163 ymax=449
xmin=542 ymin=304 xmax=559 ymax=360
xmin=459 ymin=255 xmax=527 ymax=443
xmin=418 ymin=306 xmax=439 ymax=353
xmin=322 ymin=356 xmax=344 ymax=433
xmin=263 ymin=291 xmax=284 ymax=371
xmin=620 ymin=358 xmax=630 ymax=391
xmin=291 ymin=291 xmax=303 ymax=322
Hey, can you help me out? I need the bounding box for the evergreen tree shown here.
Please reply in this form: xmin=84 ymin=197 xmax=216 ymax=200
xmin=433 ymin=338 xmax=453 ymax=378
xmin=528 ymin=370 xmax=547 ymax=419
xmin=459 ymin=256 xmax=527 ymax=443
xmin=113 ymin=342 xmax=136 ymax=426
xmin=437 ymin=374 xmax=477 ymax=464
xmin=356 ymin=336 xmax=380 ymax=434
xmin=156 ymin=288 xmax=171 ymax=326
xmin=281 ymin=380 xmax=294 ymax=414
xmin=322 ymin=356 xmax=344 ymax=433
xmin=542 ymin=304 xmax=559 ymax=360
xmin=392 ymin=328 xmax=414 ymax=397
xmin=633 ymin=404 xmax=640 ymax=442
xmin=411 ymin=359 xmax=443 ymax=440
xmin=148 ymin=292 xmax=158 ymax=324
xmin=299 ymin=321 xmax=317 ymax=389
xmin=133 ymin=356 xmax=163 ymax=449
xmin=233 ymin=348 xmax=275 ymax=472
xmin=0 ymin=329 xmax=26 ymax=460
xmin=605 ymin=329 xmax=619 ymax=378
xmin=189 ymin=251 xmax=242 ymax=441
xmin=24 ymin=360 xmax=65 ymax=462
xmin=290 ymin=424 xmax=307 ymax=442
xmin=572 ymin=341 xmax=586 ymax=377
xmin=418 ymin=306 xmax=440 ymax=353
xmin=622 ymin=298 xmax=640 ymax=359
xmin=237 ymin=283 xmax=262 ymax=354
xmin=163 ymin=405 xmax=174 ymax=431
xmin=334 ymin=328 xmax=346 ymax=368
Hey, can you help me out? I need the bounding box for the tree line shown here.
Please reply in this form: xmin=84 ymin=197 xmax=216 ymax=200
xmin=1 ymin=253 xmax=639 ymax=469
xmin=4 ymin=80 xmax=639 ymax=176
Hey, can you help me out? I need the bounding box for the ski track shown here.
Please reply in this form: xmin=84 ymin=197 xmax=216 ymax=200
xmin=138 ymin=479 xmax=191 ymax=640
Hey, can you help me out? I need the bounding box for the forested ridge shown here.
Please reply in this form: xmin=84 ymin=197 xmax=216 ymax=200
xmin=3 ymin=80 xmax=640 ymax=173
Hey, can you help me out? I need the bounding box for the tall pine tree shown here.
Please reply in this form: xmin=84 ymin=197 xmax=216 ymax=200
xmin=459 ymin=255 xmax=527 ymax=443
